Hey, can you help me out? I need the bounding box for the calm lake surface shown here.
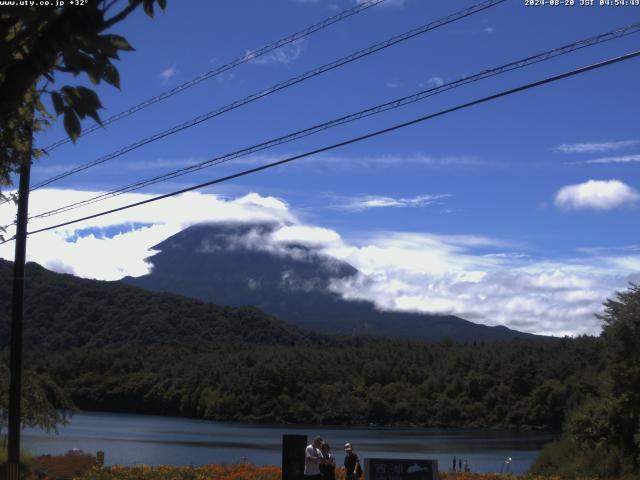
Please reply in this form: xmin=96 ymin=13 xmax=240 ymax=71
xmin=23 ymin=411 xmax=556 ymax=474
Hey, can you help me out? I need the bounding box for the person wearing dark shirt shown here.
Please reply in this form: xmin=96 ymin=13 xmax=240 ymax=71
xmin=344 ymin=443 xmax=361 ymax=480
xmin=319 ymin=442 xmax=336 ymax=480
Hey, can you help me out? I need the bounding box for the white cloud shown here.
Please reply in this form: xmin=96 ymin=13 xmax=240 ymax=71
xmin=326 ymin=231 xmax=508 ymax=276
xmin=556 ymin=140 xmax=640 ymax=154
xmin=245 ymin=41 xmax=303 ymax=65
xmin=159 ymin=65 xmax=178 ymax=82
xmin=579 ymin=154 xmax=640 ymax=165
xmin=555 ymin=179 xmax=640 ymax=211
xmin=236 ymin=192 xmax=289 ymax=210
xmin=386 ymin=82 xmax=400 ymax=89
xmin=214 ymin=152 xmax=486 ymax=170
xmin=216 ymin=72 xmax=236 ymax=85
xmin=357 ymin=0 xmax=405 ymax=7
xmin=483 ymin=27 xmax=496 ymax=34
xmin=576 ymin=244 xmax=640 ymax=255
xmin=326 ymin=234 xmax=639 ymax=336
xmin=317 ymin=152 xmax=483 ymax=168
xmin=2 ymin=188 xmax=638 ymax=337
xmin=421 ymin=77 xmax=444 ymax=88
xmin=0 ymin=190 xmax=294 ymax=280
xmin=332 ymin=194 xmax=451 ymax=211
xmin=271 ymin=225 xmax=341 ymax=245
xmin=111 ymin=158 xmax=203 ymax=171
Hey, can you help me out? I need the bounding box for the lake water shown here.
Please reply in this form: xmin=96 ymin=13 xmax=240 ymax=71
xmin=22 ymin=411 xmax=556 ymax=474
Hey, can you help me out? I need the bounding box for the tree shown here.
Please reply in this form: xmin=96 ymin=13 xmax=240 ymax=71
xmin=600 ymin=283 xmax=640 ymax=470
xmin=0 ymin=0 xmax=167 ymax=439
xmin=0 ymin=0 xmax=167 ymax=189
xmin=534 ymin=284 xmax=640 ymax=477
xmin=0 ymin=364 xmax=75 ymax=446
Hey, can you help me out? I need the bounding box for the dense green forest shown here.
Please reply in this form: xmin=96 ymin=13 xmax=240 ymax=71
xmin=25 ymin=337 xmax=601 ymax=429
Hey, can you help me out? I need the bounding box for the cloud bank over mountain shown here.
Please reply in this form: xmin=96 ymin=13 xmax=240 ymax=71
xmin=1 ymin=188 xmax=638 ymax=336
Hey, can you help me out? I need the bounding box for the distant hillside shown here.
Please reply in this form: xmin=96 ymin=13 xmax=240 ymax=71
xmin=0 ymin=259 xmax=318 ymax=350
xmin=124 ymin=222 xmax=540 ymax=343
xmin=32 ymin=336 xmax=601 ymax=428
xmin=0 ymin=260 xmax=601 ymax=430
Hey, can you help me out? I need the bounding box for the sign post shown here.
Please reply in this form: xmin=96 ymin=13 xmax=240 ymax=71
xmin=6 ymin=156 xmax=32 ymax=480
xmin=364 ymin=458 xmax=439 ymax=480
xmin=282 ymin=434 xmax=307 ymax=480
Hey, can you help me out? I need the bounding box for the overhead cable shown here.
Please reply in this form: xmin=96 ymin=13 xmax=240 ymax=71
xmin=9 ymin=49 xmax=636 ymax=241
xmin=30 ymin=0 xmax=506 ymax=191
xmin=23 ymin=22 xmax=640 ymax=222
xmin=41 ymin=0 xmax=387 ymax=153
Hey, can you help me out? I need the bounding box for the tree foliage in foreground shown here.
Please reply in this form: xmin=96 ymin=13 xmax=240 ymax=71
xmin=0 ymin=0 xmax=166 ymax=191
xmin=531 ymin=284 xmax=640 ymax=477
xmin=600 ymin=284 xmax=640 ymax=465
xmin=0 ymin=362 xmax=75 ymax=447
xmin=0 ymin=0 xmax=166 ymax=435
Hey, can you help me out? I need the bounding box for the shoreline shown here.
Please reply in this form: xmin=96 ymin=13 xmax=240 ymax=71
xmin=53 ymin=409 xmax=562 ymax=432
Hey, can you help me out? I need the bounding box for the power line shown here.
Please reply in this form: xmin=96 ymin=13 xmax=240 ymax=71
xmin=2 ymin=21 xmax=636 ymax=232
xmin=12 ymin=49 xmax=638 ymax=240
xmin=23 ymin=22 xmax=640 ymax=223
xmin=29 ymin=0 xmax=506 ymax=191
xmin=41 ymin=0 xmax=387 ymax=153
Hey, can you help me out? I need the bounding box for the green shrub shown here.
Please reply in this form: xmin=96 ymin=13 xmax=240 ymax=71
xmin=530 ymin=438 xmax=579 ymax=477
xmin=0 ymin=447 xmax=32 ymax=464
xmin=530 ymin=437 xmax=634 ymax=478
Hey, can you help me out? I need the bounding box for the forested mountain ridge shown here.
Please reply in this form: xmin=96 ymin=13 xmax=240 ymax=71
xmin=0 ymin=257 xmax=609 ymax=432
xmin=123 ymin=222 xmax=540 ymax=343
xmin=0 ymin=259 xmax=319 ymax=349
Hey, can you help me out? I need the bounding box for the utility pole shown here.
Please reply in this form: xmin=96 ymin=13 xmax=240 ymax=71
xmin=6 ymin=143 xmax=32 ymax=480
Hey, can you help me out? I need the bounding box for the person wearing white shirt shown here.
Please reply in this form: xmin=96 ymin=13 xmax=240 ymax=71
xmin=304 ymin=436 xmax=324 ymax=480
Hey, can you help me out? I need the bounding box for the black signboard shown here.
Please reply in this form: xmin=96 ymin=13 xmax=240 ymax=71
xmin=282 ymin=434 xmax=308 ymax=480
xmin=364 ymin=458 xmax=438 ymax=480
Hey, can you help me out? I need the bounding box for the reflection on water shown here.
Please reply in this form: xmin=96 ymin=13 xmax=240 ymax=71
xmin=22 ymin=411 xmax=557 ymax=474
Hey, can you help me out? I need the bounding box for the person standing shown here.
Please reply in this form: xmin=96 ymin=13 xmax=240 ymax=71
xmin=344 ymin=443 xmax=362 ymax=480
xmin=320 ymin=442 xmax=336 ymax=480
xmin=305 ymin=436 xmax=324 ymax=480
xmin=452 ymin=456 xmax=456 ymax=472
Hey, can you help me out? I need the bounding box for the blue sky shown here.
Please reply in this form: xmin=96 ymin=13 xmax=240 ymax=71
xmin=1 ymin=0 xmax=639 ymax=336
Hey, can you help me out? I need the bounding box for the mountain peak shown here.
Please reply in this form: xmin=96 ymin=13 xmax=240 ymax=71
xmin=124 ymin=222 xmax=539 ymax=342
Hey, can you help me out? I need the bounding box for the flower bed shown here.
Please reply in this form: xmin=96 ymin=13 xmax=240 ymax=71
xmin=19 ymin=455 xmax=610 ymax=480
xmin=73 ymin=467 xmax=596 ymax=480
xmin=73 ymin=463 xmax=281 ymax=480
xmin=27 ymin=452 xmax=97 ymax=479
